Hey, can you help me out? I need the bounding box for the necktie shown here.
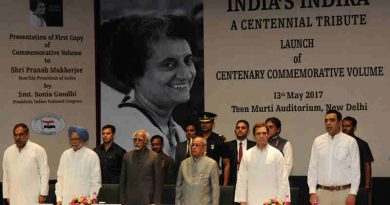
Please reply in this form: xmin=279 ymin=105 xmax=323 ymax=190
xmin=238 ymin=142 xmax=243 ymax=170
xmin=187 ymin=138 xmax=193 ymax=157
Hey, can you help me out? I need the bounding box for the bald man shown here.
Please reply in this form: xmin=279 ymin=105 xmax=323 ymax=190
xmin=176 ymin=136 xmax=220 ymax=205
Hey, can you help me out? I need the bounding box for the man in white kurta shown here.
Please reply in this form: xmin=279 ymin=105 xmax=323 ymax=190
xmin=235 ymin=122 xmax=289 ymax=205
xmin=55 ymin=126 xmax=101 ymax=205
xmin=3 ymin=123 xmax=49 ymax=205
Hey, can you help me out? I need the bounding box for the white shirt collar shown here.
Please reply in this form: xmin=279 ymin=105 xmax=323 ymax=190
xmin=236 ymin=138 xmax=248 ymax=145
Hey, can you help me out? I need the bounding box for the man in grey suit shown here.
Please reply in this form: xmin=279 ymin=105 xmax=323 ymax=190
xmin=176 ymin=136 xmax=220 ymax=205
xmin=120 ymin=129 xmax=163 ymax=205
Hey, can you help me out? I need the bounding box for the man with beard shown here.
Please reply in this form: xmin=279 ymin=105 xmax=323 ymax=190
xmin=307 ymin=110 xmax=360 ymax=205
xmin=199 ymin=112 xmax=230 ymax=185
xmin=3 ymin=123 xmax=49 ymax=205
xmin=120 ymin=130 xmax=163 ymax=205
xmin=94 ymin=124 xmax=126 ymax=184
xmin=225 ymin=120 xmax=256 ymax=186
xmin=55 ymin=126 xmax=101 ymax=205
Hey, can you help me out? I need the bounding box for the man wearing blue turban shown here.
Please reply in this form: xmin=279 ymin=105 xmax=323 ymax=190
xmin=55 ymin=125 xmax=102 ymax=205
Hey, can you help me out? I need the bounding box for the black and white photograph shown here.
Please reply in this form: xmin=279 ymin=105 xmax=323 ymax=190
xmin=99 ymin=0 xmax=204 ymax=158
xmin=30 ymin=0 xmax=63 ymax=27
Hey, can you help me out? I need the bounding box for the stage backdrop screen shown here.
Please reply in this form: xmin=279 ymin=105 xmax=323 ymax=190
xmin=99 ymin=0 xmax=389 ymax=177
xmin=0 ymin=0 xmax=96 ymax=180
xmin=204 ymin=0 xmax=390 ymax=176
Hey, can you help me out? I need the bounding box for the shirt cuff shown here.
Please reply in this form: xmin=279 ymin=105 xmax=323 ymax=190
xmin=40 ymin=190 xmax=49 ymax=196
xmin=350 ymin=187 xmax=358 ymax=195
xmin=309 ymin=187 xmax=317 ymax=194
xmin=56 ymin=196 xmax=62 ymax=202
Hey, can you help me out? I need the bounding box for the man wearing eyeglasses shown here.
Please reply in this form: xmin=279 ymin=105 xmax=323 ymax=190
xmin=175 ymin=136 xmax=220 ymax=205
xmin=55 ymin=126 xmax=101 ymax=205
xmin=120 ymin=129 xmax=163 ymax=205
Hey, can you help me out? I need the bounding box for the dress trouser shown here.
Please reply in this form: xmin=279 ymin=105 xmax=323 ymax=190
xmin=317 ymin=188 xmax=350 ymax=205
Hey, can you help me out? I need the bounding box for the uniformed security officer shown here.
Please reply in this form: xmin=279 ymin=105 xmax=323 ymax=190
xmin=199 ymin=112 xmax=230 ymax=185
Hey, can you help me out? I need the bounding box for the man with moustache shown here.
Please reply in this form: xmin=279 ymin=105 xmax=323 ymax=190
xmin=199 ymin=112 xmax=230 ymax=185
xmin=175 ymin=122 xmax=198 ymax=167
xmin=307 ymin=110 xmax=360 ymax=205
xmin=235 ymin=122 xmax=289 ymax=205
xmin=151 ymin=135 xmax=176 ymax=184
xmin=3 ymin=123 xmax=49 ymax=205
xmin=94 ymin=124 xmax=126 ymax=184
xmin=225 ymin=120 xmax=256 ymax=186
xmin=120 ymin=130 xmax=163 ymax=205
xmin=176 ymin=136 xmax=220 ymax=205
xmin=55 ymin=126 xmax=101 ymax=205
xmin=342 ymin=116 xmax=374 ymax=205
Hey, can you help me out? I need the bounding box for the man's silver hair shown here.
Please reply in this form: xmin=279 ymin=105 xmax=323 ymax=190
xmin=193 ymin=136 xmax=207 ymax=146
xmin=192 ymin=136 xmax=207 ymax=156
xmin=133 ymin=129 xmax=150 ymax=141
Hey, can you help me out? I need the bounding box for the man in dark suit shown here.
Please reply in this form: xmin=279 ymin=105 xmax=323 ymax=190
xmin=151 ymin=135 xmax=175 ymax=184
xmin=175 ymin=122 xmax=198 ymax=168
xmin=225 ymin=120 xmax=256 ymax=186
xmin=120 ymin=129 xmax=163 ymax=205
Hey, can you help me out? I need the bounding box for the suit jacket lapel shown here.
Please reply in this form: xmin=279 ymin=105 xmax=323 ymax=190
xmin=233 ymin=140 xmax=238 ymax=162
